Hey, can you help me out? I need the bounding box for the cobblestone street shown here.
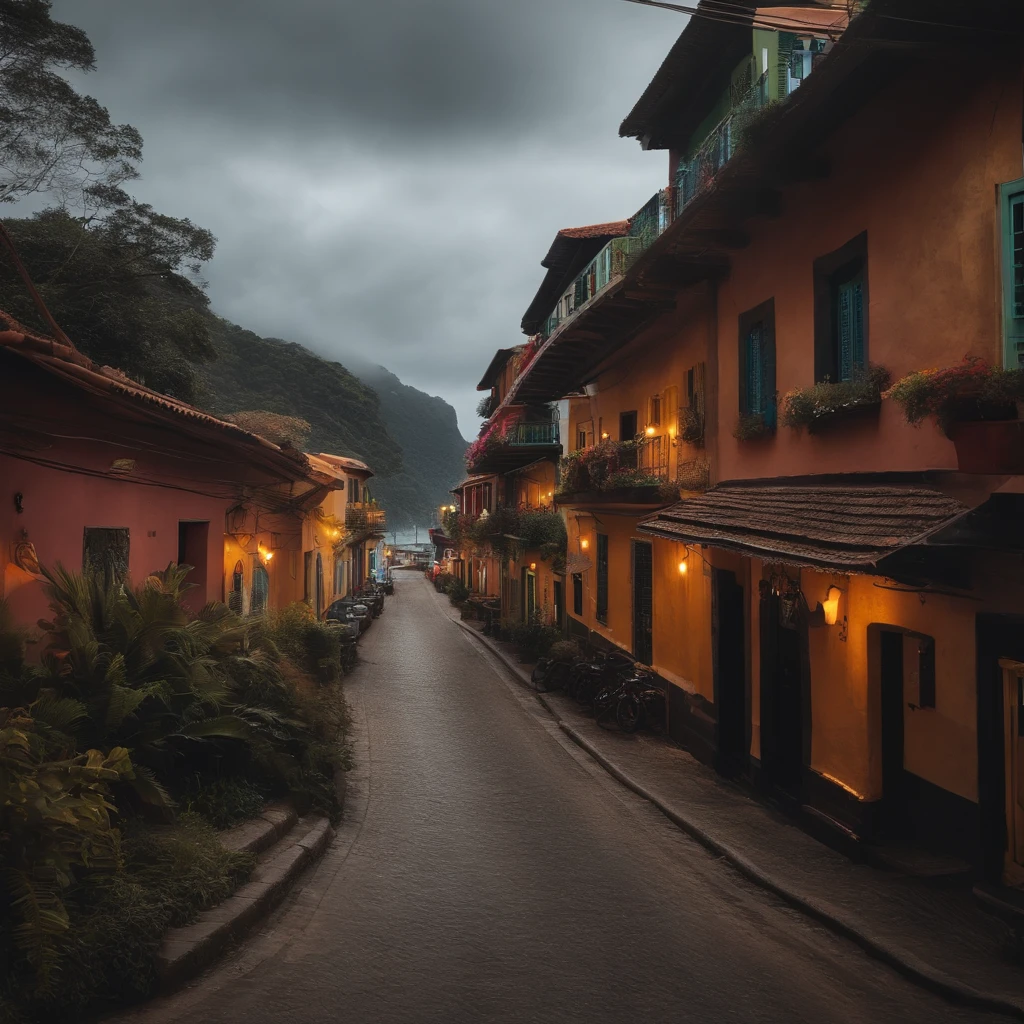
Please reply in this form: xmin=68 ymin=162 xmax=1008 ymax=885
xmin=126 ymin=574 xmax=1002 ymax=1024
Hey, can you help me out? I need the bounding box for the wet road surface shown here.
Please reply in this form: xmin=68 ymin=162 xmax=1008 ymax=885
xmin=129 ymin=573 xmax=999 ymax=1024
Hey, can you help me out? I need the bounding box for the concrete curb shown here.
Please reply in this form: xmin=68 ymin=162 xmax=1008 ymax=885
xmin=156 ymin=816 xmax=334 ymax=992
xmin=454 ymin=615 xmax=1024 ymax=1020
xmin=220 ymin=803 xmax=298 ymax=857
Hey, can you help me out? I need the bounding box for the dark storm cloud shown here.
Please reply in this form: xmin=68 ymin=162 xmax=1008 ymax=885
xmin=48 ymin=0 xmax=685 ymax=434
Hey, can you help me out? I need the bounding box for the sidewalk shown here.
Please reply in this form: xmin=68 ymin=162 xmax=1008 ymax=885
xmin=444 ymin=600 xmax=1024 ymax=1018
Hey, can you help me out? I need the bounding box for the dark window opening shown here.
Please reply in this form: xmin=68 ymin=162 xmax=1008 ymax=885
xmin=596 ymin=534 xmax=609 ymax=624
xmin=572 ymin=573 xmax=583 ymax=616
xmin=619 ymin=411 xmax=637 ymax=441
xmin=251 ymin=563 xmax=269 ymax=615
xmin=229 ymin=559 xmax=244 ymax=614
xmin=177 ymin=520 xmax=210 ymax=610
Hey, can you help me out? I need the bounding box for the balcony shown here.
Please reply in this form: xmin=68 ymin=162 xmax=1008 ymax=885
xmin=345 ymin=502 xmax=386 ymax=538
xmin=467 ymin=417 xmax=561 ymax=474
xmin=675 ymin=71 xmax=769 ymax=214
xmin=556 ymin=437 xmax=675 ymax=507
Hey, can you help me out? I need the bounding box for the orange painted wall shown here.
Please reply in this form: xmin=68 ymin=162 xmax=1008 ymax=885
xmin=718 ymin=63 xmax=1024 ymax=483
xmin=566 ymin=283 xmax=714 ymax=481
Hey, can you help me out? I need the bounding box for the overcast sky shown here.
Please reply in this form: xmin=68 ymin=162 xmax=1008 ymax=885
xmin=50 ymin=0 xmax=685 ymax=439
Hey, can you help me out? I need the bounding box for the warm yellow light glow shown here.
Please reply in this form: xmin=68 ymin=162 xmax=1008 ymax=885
xmin=645 ymin=425 xmax=656 ymax=437
xmin=600 ymin=431 xmax=609 ymax=440
xmin=529 ymin=562 xmax=537 ymax=571
xmin=822 ymin=586 xmax=842 ymax=626
xmin=385 ymin=549 xmax=392 ymax=557
xmin=580 ymin=538 xmax=589 ymax=550
xmin=678 ymin=561 xmax=688 ymax=575
xmin=668 ymin=425 xmax=676 ymax=438
xmin=264 ymin=551 xmax=274 ymax=562
xmin=819 ymin=771 xmax=866 ymax=801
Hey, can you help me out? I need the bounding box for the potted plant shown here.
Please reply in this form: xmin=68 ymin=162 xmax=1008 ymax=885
xmin=781 ymin=366 xmax=890 ymax=433
xmin=885 ymin=358 xmax=1024 ymax=473
xmin=733 ymin=412 xmax=774 ymax=441
xmin=678 ymin=406 xmax=704 ymax=445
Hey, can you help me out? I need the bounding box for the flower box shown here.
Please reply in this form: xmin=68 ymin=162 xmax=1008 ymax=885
xmin=948 ymin=420 xmax=1024 ymax=474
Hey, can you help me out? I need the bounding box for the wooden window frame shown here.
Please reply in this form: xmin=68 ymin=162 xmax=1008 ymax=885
xmin=813 ymin=232 xmax=869 ymax=383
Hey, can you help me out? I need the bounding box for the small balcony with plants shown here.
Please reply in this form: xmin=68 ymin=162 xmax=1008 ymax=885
xmin=466 ymin=408 xmax=561 ymax=474
xmin=556 ymin=437 xmax=678 ymax=506
xmin=345 ymin=501 xmax=386 ymax=538
xmin=885 ymin=358 xmax=1024 ymax=473
xmin=442 ymin=504 xmax=567 ymax=569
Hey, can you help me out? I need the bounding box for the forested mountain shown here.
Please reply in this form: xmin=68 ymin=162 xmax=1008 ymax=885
xmin=199 ymin=320 xmax=468 ymax=529
xmin=347 ymin=361 xmax=469 ymax=532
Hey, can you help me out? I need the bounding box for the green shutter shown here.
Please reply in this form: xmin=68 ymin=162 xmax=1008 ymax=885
xmin=1001 ymin=179 xmax=1024 ymax=368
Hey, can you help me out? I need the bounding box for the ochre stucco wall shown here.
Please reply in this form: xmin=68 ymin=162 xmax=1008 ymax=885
xmin=717 ymin=63 xmax=1024 ymax=483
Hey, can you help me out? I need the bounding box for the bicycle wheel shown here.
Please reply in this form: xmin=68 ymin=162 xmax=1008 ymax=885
xmin=616 ymin=694 xmax=644 ymax=733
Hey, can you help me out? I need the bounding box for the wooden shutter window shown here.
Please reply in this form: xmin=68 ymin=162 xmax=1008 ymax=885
xmin=837 ymin=272 xmax=865 ymax=382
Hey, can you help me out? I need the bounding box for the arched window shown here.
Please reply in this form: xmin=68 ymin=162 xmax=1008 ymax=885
xmin=228 ymin=559 xmax=244 ymax=614
xmin=251 ymin=563 xmax=270 ymax=615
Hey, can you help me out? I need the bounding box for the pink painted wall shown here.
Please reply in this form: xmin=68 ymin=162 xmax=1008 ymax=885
xmin=1 ymin=452 xmax=229 ymax=630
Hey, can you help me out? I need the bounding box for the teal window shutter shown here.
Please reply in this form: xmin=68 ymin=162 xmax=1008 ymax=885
xmin=747 ymin=322 xmax=764 ymax=416
xmin=1001 ymin=179 xmax=1024 ymax=368
xmin=836 ymin=273 xmax=865 ymax=381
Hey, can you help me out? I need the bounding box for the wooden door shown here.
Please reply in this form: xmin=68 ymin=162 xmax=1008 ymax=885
xmin=1001 ymin=660 xmax=1024 ymax=886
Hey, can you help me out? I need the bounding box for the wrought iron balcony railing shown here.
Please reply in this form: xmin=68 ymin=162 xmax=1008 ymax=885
xmin=504 ymin=421 xmax=560 ymax=446
xmin=675 ymin=70 xmax=769 ymax=215
xmin=534 ymin=72 xmax=776 ymax=346
xmin=345 ymin=503 xmax=386 ymax=535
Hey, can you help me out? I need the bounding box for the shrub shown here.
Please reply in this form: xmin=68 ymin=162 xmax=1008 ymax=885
xmin=3 ymin=813 xmax=254 ymax=1020
xmin=181 ymin=776 xmax=266 ymax=830
xmin=548 ymin=640 xmax=581 ymax=665
xmin=885 ymin=357 xmax=1024 ymax=436
xmin=264 ymin=602 xmax=344 ymax=685
xmin=508 ymin=621 xmax=561 ymax=662
xmin=781 ymin=365 xmax=890 ymax=432
xmin=448 ymin=579 xmax=470 ymax=603
xmin=733 ymin=412 xmax=773 ymax=441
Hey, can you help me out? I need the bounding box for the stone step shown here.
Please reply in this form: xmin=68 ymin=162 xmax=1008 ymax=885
xmin=156 ymin=813 xmax=334 ymax=990
xmin=219 ymin=801 xmax=299 ymax=857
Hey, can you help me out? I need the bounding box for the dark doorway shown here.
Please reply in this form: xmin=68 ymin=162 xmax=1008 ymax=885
xmin=177 ymin=520 xmax=210 ymax=611
xmin=619 ymin=410 xmax=637 ymax=441
xmin=632 ymin=541 xmax=653 ymax=664
xmin=712 ymin=568 xmax=746 ymax=777
xmin=521 ymin=567 xmax=536 ymax=622
xmin=315 ymin=553 xmax=324 ymax=619
xmin=759 ymin=588 xmax=807 ymax=799
xmin=228 ymin=559 xmax=244 ymax=614
xmin=879 ymin=630 xmax=908 ymax=837
xmin=977 ymin=615 xmax=1024 ymax=883
xmin=553 ymin=580 xmax=564 ymax=631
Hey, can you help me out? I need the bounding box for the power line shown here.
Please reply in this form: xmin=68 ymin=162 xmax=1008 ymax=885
xmin=619 ymin=0 xmax=850 ymax=34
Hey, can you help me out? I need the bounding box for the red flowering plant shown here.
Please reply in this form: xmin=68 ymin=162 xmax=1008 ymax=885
xmin=465 ymin=423 xmax=501 ymax=471
xmin=884 ymin=357 xmax=1024 ymax=437
xmin=556 ymin=438 xmax=663 ymax=495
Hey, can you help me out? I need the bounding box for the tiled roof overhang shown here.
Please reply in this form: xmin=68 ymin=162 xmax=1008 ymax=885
xmin=637 ymin=485 xmax=970 ymax=572
xmin=476 ymin=348 xmax=518 ymax=392
xmin=521 ymin=222 xmax=630 ymax=336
